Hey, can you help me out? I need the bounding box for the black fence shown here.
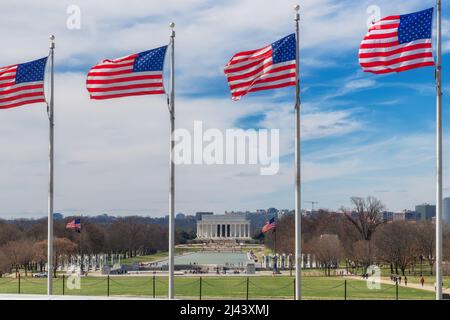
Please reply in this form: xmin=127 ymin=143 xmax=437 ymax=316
xmin=0 ymin=275 xmax=440 ymax=300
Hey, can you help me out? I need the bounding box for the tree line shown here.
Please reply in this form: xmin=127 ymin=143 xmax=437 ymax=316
xmin=264 ymin=197 xmax=450 ymax=276
xmin=0 ymin=216 xmax=196 ymax=277
xmin=2 ymin=197 xmax=450 ymax=278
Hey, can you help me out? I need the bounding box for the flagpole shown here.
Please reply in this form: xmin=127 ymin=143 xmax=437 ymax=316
xmin=274 ymin=228 xmax=277 ymax=274
xmin=435 ymin=0 xmax=443 ymax=301
xmin=79 ymin=219 xmax=83 ymax=273
xmin=294 ymin=5 xmax=302 ymax=300
xmin=168 ymin=22 xmax=176 ymax=300
xmin=47 ymin=35 xmax=55 ymax=295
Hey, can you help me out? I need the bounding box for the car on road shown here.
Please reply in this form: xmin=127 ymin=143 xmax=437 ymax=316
xmin=32 ymin=272 xmax=48 ymax=278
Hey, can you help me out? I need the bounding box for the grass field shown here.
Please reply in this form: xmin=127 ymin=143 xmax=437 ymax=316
xmin=0 ymin=276 xmax=435 ymax=300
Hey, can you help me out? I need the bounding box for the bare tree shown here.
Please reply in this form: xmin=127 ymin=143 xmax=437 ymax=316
xmin=0 ymin=222 xmax=22 ymax=245
xmin=80 ymin=223 xmax=107 ymax=254
xmin=265 ymin=214 xmax=295 ymax=254
xmin=108 ymin=217 xmax=147 ymax=258
xmin=351 ymin=239 xmax=375 ymax=270
xmin=374 ymin=222 xmax=418 ymax=276
xmin=415 ymin=221 xmax=435 ymax=275
xmin=308 ymin=235 xmax=343 ymax=276
xmin=0 ymin=249 xmax=10 ymax=277
xmin=34 ymin=237 xmax=77 ymax=277
xmin=1 ymin=240 xmax=34 ymax=275
xmin=25 ymin=220 xmax=47 ymax=242
xmin=343 ymin=196 xmax=385 ymax=241
xmin=444 ymin=225 xmax=450 ymax=262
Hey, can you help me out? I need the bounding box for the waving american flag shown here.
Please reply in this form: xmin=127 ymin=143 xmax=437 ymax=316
xmin=86 ymin=46 xmax=167 ymax=100
xmin=262 ymin=217 xmax=277 ymax=233
xmin=0 ymin=57 xmax=47 ymax=109
xmin=224 ymin=34 xmax=297 ymax=101
xmin=66 ymin=218 xmax=81 ymax=233
xmin=359 ymin=8 xmax=434 ymax=74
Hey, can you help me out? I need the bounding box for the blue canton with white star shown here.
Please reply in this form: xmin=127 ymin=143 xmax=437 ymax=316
xmin=15 ymin=57 xmax=47 ymax=84
xmin=398 ymin=8 xmax=433 ymax=44
xmin=133 ymin=46 xmax=167 ymax=72
xmin=271 ymin=33 xmax=296 ymax=64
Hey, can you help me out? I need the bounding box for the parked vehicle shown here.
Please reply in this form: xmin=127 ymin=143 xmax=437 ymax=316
xmin=32 ymin=272 xmax=48 ymax=278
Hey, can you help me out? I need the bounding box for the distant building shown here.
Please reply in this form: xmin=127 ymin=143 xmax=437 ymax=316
xmin=195 ymin=212 xmax=213 ymax=221
xmin=278 ymin=209 xmax=292 ymax=216
xmin=392 ymin=210 xmax=419 ymax=222
xmin=382 ymin=211 xmax=393 ymax=222
xmin=444 ymin=198 xmax=450 ymax=226
xmin=225 ymin=210 xmax=246 ymax=215
xmin=415 ymin=204 xmax=436 ymax=221
xmin=196 ymin=214 xmax=251 ymax=240
xmin=393 ymin=211 xmax=405 ymax=221
xmin=405 ymin=210 xmax=419 ymax=221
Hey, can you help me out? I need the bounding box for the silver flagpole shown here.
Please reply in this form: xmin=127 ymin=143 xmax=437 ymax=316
xmin=294 ymin=5 xmax=302 ymax=300
xmin=168 ymin=22 xmax=176 ymax=300
xmin=435 ymin=0 xmax=443 ymax=301
xmin=47 ymin=35 xmax=55 ymax=295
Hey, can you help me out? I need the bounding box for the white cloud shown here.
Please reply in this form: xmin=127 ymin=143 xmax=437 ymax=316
xmin=0 ymin=71 xmax=365 ymax=217
xmin=0 ymin=0 xmax=444 ymax=217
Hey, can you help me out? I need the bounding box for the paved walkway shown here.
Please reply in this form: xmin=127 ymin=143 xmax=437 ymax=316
xmin=346 ymin=275 xmax=450 ymax=294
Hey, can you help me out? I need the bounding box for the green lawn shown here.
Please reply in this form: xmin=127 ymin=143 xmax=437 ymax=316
xmin=0 ymin=276 xmax=435 ymax=300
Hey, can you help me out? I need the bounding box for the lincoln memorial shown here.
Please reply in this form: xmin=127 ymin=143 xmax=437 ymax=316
xmin=196 ymin=214 xmax=251 ymax=240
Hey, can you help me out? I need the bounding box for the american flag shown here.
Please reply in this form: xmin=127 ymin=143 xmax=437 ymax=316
xmin=262 ymin=217 xmax=276 ymax=233
xmin=224 ymin=34 xmax=297 ymax=101
xmin=359 ymin=8 xmax=434 ymax=74
xmin=0 ymin=57 xmax=47 ymax=109
xmin=86 ymin=46 xmax=167 ymax=100
xmin=66 ymin=218 xmax=81 ymax=232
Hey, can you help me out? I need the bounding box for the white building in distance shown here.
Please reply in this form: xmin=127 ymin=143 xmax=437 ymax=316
xmin=196 ymin=214 xmax=251 ymax=240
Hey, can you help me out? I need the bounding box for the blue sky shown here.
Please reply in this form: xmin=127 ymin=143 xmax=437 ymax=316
xmin=0 ymin=0 xmax=449 ymax=218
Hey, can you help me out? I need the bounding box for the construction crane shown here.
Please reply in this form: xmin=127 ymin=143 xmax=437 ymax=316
xmin=304 ymin=201 xmax=318 ymax=213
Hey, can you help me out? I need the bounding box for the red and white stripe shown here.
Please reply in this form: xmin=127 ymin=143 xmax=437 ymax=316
xmin=359 ymin=15 xmax=434 ymax=74
xmin=0 ymin=64 xmax=46 ymax=109
xmin=66 ymin=222 xmax=79 ymax=229
xmin=86 ymin=54 xmax=164 ymax=100
xmin=262 ymin=222 xmax=276 ymax=233
xmin=224 ymin=45 xmax=296 ymax=101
